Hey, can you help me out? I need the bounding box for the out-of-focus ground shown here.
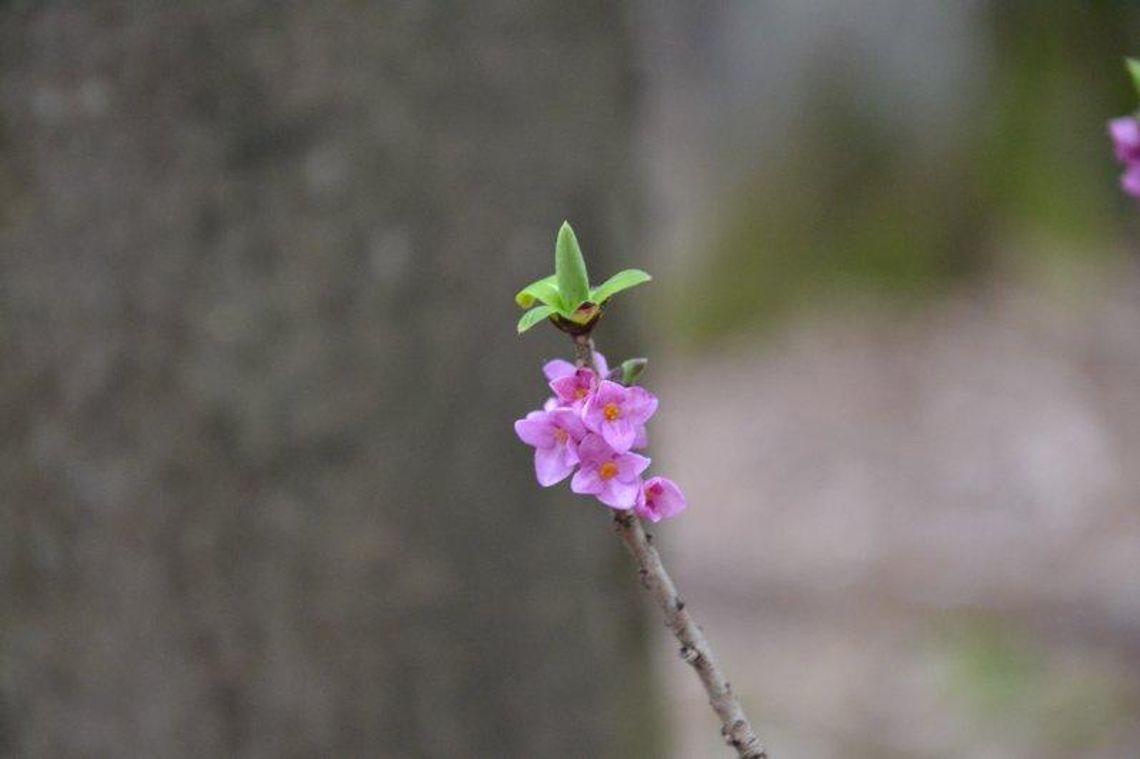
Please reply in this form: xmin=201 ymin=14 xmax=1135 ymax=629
xmin=636 ymin=3 xmax=1140 ymax=756
xmin=656 ymin=266 xmax=1140 ymax=757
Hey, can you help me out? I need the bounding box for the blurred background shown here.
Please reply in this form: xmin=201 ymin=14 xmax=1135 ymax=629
xmin=3 ymin=2 xmax=1140 ymax=757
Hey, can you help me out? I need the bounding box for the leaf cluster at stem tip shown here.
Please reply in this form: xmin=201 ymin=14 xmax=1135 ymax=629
xmin=515 ymin=221 xmax=651 ymax=334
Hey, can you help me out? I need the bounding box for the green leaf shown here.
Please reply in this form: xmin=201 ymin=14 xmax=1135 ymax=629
xmin=555 ymin=222 xmax=590 ymax=313
xmin=1128 ymin=58 xmax=1140 ymax=99
xmin=590 ymin=268 xmax=651 ymax=303
xmin=515 ymin=274 xmax=562 ymax=310
xmin=517 ymin=304 xmax=555 ymax=334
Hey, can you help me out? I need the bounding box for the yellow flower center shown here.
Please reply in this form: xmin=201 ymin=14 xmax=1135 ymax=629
xmin=553 ymin=428 xmax=569 ymax=444
xmin=599 ymin=462 xmax=619 ymax=480
xmin=603 ymin=402 xmax=621 ymax=422
xmin=574 ymin=387 xmax=589 ymax=400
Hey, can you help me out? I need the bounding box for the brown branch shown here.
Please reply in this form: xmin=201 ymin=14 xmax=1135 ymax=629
xmin=613 ymin=511 xmax=767 ymax=758
xmin=572 ymin=333 xmax=594 ymax=368
xmin=573 ymin=334 xmax=766 ymax=757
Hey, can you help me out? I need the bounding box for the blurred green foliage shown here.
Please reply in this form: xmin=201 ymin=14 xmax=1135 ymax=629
xmin=947 ymin=618 xmax=1047 ymax=719
xmin=942 ymin=615 xmax=1136 ymax=752
xmin=674 ymin=2 xmax=1139 ymax=345
xmin=674 ymin=100 xmax=978 ymax=343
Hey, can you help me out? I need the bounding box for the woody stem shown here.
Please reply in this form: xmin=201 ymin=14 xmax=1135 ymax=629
xmin=570 ymin=334 xmax=767 ymax=759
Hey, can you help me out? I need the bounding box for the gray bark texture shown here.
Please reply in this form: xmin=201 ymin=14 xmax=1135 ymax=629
xmin=0 ymin=2 xmax=655 ymax=757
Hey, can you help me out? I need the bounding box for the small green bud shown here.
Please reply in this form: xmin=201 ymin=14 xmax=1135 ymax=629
xmin=620 ymin=358 xmax=648 ymax=386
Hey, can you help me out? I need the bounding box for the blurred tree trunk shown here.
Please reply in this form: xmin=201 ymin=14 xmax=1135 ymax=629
xmin=0 ymin=3 xmax=654 ymax=757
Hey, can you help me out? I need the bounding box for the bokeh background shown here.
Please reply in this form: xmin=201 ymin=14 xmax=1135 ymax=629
xmin=3 ymin=2 xmax=1140 ymax=757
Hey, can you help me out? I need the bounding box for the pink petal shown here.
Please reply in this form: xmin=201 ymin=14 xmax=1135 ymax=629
xmin=634 ymin=501 xmax=661 ymax=522
xmin=535 ymin=445 xmax=575 ymax=486
xmin=593 ymin=351 xmax=610 ymax=378
xmin=617 ymin=452 xmax=652 ymax=480
xmin=601 ymin=417 xmax=636 ymax=453
xmin=575 ymin=433 xmax=613 ymax=466
xmin=563 ymin=437 xmax=581 ymax=466
xmin=583 ymin=380 xmax=627 ymax=432
xmin=543 ymin=359 xmax=576 ymax=381
xmin=581 ymin=398 xmax=603 ymax=433
xmin=549 ymin=375 xmax=576 ymax=401
xmin=633 ymin=482 xmax=652 ymax=521
xmin=638 ymin=477 xmax=687 ymax=521
xmin=1123 ymin=163 xmax=1140 ymax=198
xmin=549 ymin=368 xmax=597 ymax=406
xmin=597 ymin=478 xmax=639 ymax=510
xmin=625 ymin=386 xmax=659 ymax=425
xmin=514 ymin=415 xmax=554 ymax=448
xmin=571 ymin=466 xmax=604 ymax=495
xmin=549 ymin=408 xmax=587 ymax=441
xmin=594 ymin=380 xmax=626 ymax=405
xmin=1110 ymin=117 xmax=1140 ymax=162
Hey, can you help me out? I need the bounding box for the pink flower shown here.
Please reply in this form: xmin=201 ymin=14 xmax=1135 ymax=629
xmin=1109 ymin=117 xmax=1140 ymax=199
xmin=549 ymin=367 xmax=599 ymax=408
xmin=571 ymin=434 xmax=650 ymax=509
xmin=582 ymin=380 xmax=658 ymax=453
xmin=1124 ymin=163 xmax=1140 ymax=198
xmin=635 ymin=476 xmax=688 ymax=523
xmin=518 ymin=353 xmax=681 ymax=517
xmin=1110 ymin=117 xmax=1140 ymax=163
xmin=514 ymin=408 xmax=587 ymax=486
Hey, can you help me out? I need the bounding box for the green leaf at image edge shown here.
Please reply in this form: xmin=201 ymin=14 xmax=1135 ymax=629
xmin=555 ymin=222 xmax=591 ymax=312
xmin=1128 ymin=58 xmax=1140 ymax=99
xmin=515 ymin=274 xmax=562 ymax=310
xmin=590 ymin=268 xmax=651 ymax=303
xmin=517 ymin=304 xmax=556 ymax=334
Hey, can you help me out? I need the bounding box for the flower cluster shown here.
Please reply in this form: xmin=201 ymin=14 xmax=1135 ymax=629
xmin=1109 ymin=116 xmax=1140 ymax=198
xmin=514 ymin=353 xmax=687 ymax=522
